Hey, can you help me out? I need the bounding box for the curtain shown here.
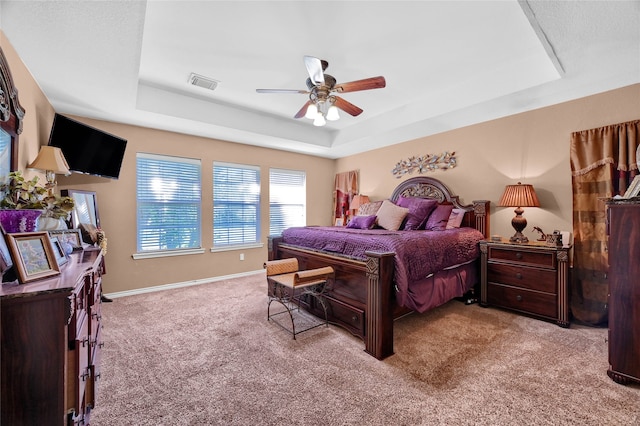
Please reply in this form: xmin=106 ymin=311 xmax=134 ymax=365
xmin=333 ymin=170 xmax=358 ymax=224
xmin=570 ymin=119 xmax=640 ymax=325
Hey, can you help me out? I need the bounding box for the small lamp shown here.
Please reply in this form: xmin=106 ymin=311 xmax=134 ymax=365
xmin=27 ymin=146 xmax=71 ymax=194
xmin=350 ymin=194 xmax=370 ymax=215
xmin=498 ymin=182 xmax=540 ymax=243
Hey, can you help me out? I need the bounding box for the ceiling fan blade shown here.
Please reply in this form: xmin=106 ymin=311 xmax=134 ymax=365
xmin=294 ymin=100 xmax=312 ymax=119
xmin=334 ymin=76 xmax=386 ymax=93
xmin=303 ymin=56 xmax=325 ymax=85
xmin=333 ymin=96 xmax=363 ymax=117
xmin=256 ymin=88 xmax=308 ymax=94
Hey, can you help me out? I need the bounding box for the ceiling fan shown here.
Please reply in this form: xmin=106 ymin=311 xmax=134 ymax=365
xmin=256 ymin=56 xmax=386 ymax=126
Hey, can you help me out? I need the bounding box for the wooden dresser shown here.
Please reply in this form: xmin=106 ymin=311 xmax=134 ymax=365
xmin=606 ymin=199 xmax=640 ymax=385
xmin=1 ymin=249 xmax=105 ymax=425
xmin=480 ymin=239 xmax=571 ymax=327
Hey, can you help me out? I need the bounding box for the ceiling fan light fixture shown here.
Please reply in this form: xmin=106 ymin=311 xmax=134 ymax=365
xmin=305 ymin=103 xmax=318 ymax=119
xmin=313 ymin=112 xmax=326 ymax=127
xmin=326 ymin=105 xmax=340 ymax=121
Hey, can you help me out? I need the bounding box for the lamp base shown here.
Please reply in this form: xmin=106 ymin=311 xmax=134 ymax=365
xmin=509 ymin=232 xmax=529 ymax=243
xmin=510 ymin=207 xmax=529 ymax=243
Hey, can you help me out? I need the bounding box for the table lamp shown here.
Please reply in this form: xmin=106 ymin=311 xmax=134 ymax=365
xmin=498 ymin=182 xmax=540 ymax=243
xmin=350 ymin=194 xmax=370 ymax=215
xmin=27 ymin=146 xmax=71 ymax=195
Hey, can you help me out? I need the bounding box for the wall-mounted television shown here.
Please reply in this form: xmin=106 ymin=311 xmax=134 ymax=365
xmin=48 ymin=113 xmax=127 ymax=180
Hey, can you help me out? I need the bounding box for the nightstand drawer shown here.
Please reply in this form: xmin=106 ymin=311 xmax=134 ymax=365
xmin=488 ymin=246 xmax=556 ymax=269
xmin=487 ymin=264 xmax=556 ymax=293
xmin=487 ymin=283 xmax=557 ymax=319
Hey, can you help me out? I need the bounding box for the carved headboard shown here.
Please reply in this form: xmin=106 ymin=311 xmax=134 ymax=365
xmin=389 ymin=176 xmax=490 ymax=238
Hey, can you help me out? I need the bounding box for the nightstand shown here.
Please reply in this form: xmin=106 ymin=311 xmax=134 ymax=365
xmin=479 ymin=239 xmax=571 ymax=327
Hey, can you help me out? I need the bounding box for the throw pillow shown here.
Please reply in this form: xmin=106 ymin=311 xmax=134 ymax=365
xmin=346 ymin=215 xmax=377 ymax=229
xmin=424 ymin=204 xmax=454 ymax=231
xmin=396 ymin=196 xmax=438 ymax=230
xmin=446 ymin=208 xmax=466 ymax=229
xmin=375 ymin=200 xmax=409 ymax=231
xmin=358 ymin=200 xmax=383 ymax=216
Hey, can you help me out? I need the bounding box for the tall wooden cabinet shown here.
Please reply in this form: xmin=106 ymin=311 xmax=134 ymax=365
xmin=606 ymin=200 xmax=640 ymax=385
xmin=1 ymin=249 xmax=105 ymax=425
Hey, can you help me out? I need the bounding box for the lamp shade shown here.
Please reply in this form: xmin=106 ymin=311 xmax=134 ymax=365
xmin=27 ymin=146 xmax=71 ymax=175
xmin=498 ymin=182 xmax=540 ymax=208
xmin=350 ymin=194 xmax=370 ymax=211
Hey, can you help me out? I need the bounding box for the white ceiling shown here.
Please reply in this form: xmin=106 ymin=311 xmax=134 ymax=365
xmin=1 ymin=1 xmax=638 ymax=159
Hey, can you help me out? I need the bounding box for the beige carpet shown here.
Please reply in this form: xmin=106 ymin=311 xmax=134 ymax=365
xmin=91 ymin=273 xmax=640 ymax=425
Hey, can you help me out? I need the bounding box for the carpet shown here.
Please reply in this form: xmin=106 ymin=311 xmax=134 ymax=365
xmin=91 ymin=273 xmax=640 ymax=425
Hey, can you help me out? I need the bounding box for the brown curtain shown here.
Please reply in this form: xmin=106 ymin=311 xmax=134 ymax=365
xmin=333 ymin=170 xmax=358 ymax=223
xmin=570 ymin=119 xmax=640 ymax=325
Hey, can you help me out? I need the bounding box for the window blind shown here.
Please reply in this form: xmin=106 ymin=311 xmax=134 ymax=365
xmin=213 ymin=162 xmax=261 ymax=247
xmin=136 ymin=153 xmax=201 ymax=252
xmin=269 ymin=168 xmax=306 ymax=235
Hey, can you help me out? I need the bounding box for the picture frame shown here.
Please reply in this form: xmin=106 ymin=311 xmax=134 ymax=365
xmin=48 ymin=229 xmax=84 ymax=251
xmin=624 ymin=175 xmax=640 ymax=198
xmin=5 ymin=232 xmax=61 ymax=283
xmin=334 ymin=218 xmax=344 ymax=227
xmin=0 ymin=226 xmax=13 ymax=276
xmin=49 ymin=237 xmax=69 ymax=267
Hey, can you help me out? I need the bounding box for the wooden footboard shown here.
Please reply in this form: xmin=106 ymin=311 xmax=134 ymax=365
xmin=269 ymin=236 xmax=400 ymax=359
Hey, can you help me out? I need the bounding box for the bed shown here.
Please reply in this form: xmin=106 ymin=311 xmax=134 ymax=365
xmin=268 ymin=176 xmax=490 ymax=359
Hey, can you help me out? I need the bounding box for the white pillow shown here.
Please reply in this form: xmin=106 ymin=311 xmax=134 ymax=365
xmin=446 ymin=208 xmax=466 ymax=229
xmin=376 ymin=200 xmax=409 ymax=231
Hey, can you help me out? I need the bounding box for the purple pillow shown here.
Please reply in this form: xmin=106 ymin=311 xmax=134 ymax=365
xmin=424 ymin=204 xmax=454 ymax=231
xmin=346 ymin=215 xmax=377 ymax=229
xmin=396 ymin=196 xmax=438 ymax=230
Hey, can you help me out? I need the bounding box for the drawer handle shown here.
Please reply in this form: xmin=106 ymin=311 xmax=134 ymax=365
xmin=515 ymin=273 xmax=523 ymax=279
xmin=352 ymin=315 xmax=359 ymax=323
xmin=516 ymin=295 xmax=523 ymax=302
xmin=515 ymin=252 xmax=523 ymax=259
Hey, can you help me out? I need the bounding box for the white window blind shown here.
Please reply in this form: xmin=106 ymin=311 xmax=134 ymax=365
xmin=136 ymin=153 xmax=201 ymax=252
xmin=269 ymin=168 xmax=306 ymax=235
xmin=213 ymin=162 xmax=261 ymax=247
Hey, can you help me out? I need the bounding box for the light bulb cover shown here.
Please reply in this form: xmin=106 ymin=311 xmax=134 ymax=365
xmin=313 ymin=113 xmax=326 ymax=127
xmin=326 ymin=105 xmax=340 ymax=121
xmin=305 ymin=103 xmax=318 ymax=119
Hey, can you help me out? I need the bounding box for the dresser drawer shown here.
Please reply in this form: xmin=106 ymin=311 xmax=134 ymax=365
xmin=487 ymin=283 xmax=557 ymax=319
xmin=488 ymin=246 xmax=556 ymax=269
xmin=487 ymin=263 xmax=557 ymax=294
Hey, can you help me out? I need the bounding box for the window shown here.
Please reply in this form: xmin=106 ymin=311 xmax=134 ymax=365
xmin=213 ymin=162 xmax=261 ymax=248
xmin=269 ymin=168 xmax=306 ymax=235
xmin=136 ymin=153 xmax=201 ymax=253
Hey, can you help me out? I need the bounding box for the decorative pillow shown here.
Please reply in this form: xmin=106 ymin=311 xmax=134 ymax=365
xmin=446 ymin=208 xmax=466 ymax=229
xmin=375 ymin=200 xmax=409 ymax=231
xmin=424 ymin=204 xmax=454 ymax=231
xmin=346 ymin=215 xmax=377 ymax=230
xmin=358 ymin=200 xmax=383 ymax=216
xmin=396 ymin=196 xmax=438 ymax=230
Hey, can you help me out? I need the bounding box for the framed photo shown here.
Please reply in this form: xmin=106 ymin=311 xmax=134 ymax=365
xmin=624 ymin=175 xmax=640 ymax=198
xmin=334 ymin=218 xmax=344 ymax=227
xmin=5 ymin=232 xmax=61 ymax=283
xmin=49 ymin=237 xmax=69 ymax=267
xmin=0 ymin=228 xmax=13 ymax=275
xmin=48 ymin=229 xmax=83 ymax=251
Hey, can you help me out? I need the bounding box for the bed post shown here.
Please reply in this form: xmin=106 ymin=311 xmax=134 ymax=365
xmin=364 ymin=251 xmax=396 ymax=360
xmin=472 ymin=200 xmax=490 ymax=239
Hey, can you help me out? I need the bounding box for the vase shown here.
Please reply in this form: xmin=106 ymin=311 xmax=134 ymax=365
xmin=0 ymin=209 xmax=43 ymax=233
xmin=37 ymin=216 xmax=68 ymax=231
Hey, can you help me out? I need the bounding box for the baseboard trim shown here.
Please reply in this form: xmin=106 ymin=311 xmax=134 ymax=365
xmin=104 ymin=269 xmax=265 ymax=299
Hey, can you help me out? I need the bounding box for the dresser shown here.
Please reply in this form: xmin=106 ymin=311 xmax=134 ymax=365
xmin=606 ymin=199 xmax=640 ymax=385
xmin=480 ymin=240 xmax=571 ymax=327
xmin=1 ymin=249 xmax=105 ymax=425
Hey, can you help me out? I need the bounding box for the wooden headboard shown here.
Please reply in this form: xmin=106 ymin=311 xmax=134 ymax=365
xmin=389 ymin=176 xmax=490 ymax=238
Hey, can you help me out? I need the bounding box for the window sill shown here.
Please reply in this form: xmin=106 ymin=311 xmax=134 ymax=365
xmin=210 ymin=242 xmax=264 ymax=253
xmin=132 ymin=248 xmax=205 ymax=260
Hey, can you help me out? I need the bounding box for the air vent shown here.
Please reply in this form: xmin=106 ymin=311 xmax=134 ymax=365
xmin=188 ymin=73 xmax=219 ymax=91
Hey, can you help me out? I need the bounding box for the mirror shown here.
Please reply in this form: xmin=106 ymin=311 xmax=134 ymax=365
xmin=0 ymin=128 xmax=10 ymax=183
xmin=0 ymin=45 xmax=24 ymax=177
xmin=61 ymin=189 xmax=100 ymax=229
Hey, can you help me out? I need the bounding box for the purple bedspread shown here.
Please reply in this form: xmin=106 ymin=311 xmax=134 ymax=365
xmin=281 ymin=226 xmax=484 ymax=312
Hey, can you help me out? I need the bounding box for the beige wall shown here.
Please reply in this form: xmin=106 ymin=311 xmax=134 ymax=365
xmin=337 ymin=84 xmax=640 ymax=240
xmin=5 ymin=30 xmax=640 ymax=294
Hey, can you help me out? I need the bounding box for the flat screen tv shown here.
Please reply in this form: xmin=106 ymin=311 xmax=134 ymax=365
xmin=48 ymin=113 xmax=127 ymax=180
